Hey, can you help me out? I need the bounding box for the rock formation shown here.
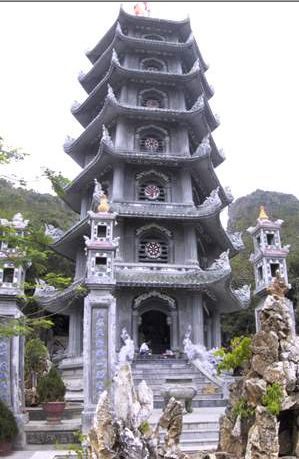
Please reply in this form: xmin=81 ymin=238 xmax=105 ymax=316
xmin=86 ymin=362 xmax=189 ymax=459
xmin=218 ymin=272 xmax=299 ymax=458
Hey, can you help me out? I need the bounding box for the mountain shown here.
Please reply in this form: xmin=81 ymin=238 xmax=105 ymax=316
xmin=222 ymin=189 xmax=299 ymax=342
xmin=0 ymin=179 xmax=77 ymax=230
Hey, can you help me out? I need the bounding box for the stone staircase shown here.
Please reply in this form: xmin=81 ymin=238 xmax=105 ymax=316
xmin=132 ymin=356 xmax=225 ymax=409
xmin=148 ymin=406 xmax=224 ymax=453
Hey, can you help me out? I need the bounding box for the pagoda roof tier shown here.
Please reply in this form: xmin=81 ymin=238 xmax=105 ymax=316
xmin=72 ymin=55 xmax=213 ymax=128
xmin=250 ymin=246 xmax=290 ymax=264
xmin=51 ymin=216 xmax=89 ymax=261
xmin=35 ymin=277 xmax=85 ymax=314
xmin=113 ymin=258 xmax=250 ymax=312
xmin=63 ymin=137 xmax=224 ymax=213
xmin=64 ymin=90 xmax=218 ymax=167
xmin=80 ymin=23 xmax=206 ymax=94
xmin=86 ymin=6 xmax=194 ymax=65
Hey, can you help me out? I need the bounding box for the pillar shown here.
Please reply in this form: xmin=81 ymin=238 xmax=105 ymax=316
xmin=206 ymin=317 xmax=212 ymax=349
xmin=112 ymin=163 xmax=125 ymax=202
xmin=192 ymin=294 xmax=204 ymax=345
xmin=82 ymin=291 xmax=116 ymax=432
xmin=132 ymin=310 xmax=139 ymax=351
xmin=180 ymin=168 xmax=193 ymax=204
xmin=68 ymin=308 xmax=83 ymax=357
xmin=212 ymin=310 xmax=221 ymax=348
xmin=170 ymin=310 xmax=179 ymax=350
xmin=183 ymin=224 xmax=198 ymax=265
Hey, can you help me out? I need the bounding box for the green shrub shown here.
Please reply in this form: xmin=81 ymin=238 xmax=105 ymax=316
xmin=37 ymin=366 xmax=66 ymax=403
xmin=139 ymin=420 xmax=151 ymax=435
xmin=261 ymin=383 xmax=284 ymax=416
xmin=0 ymin=399 xmax=18 ymax=442
xmin=25 ymin=337 xmax=49 ymax=385
xmin=214 ymin=336 xmax=252 ymax=375
xmin=232 ymin=398 xmax=255 ymax=420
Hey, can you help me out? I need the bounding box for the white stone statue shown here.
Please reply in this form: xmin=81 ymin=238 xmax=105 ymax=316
xmin=118 ymin=328 xmax=135 ymax=364
xmin=91 ymin=178 xmax=104 ymax=212
xmin=34 ymin=278 xmax=56 ymax=296
xmin=183 ymin=325 xmax=217 ymax=376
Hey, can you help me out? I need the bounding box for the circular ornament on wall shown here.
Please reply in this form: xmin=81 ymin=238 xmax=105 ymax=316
xmin=145 ymin=241 xmax=162 ymax=259
xmin=144 ymin=137 xmax=159 ymax=152
xmin=144 ymin=184 xmax=160 ymax=200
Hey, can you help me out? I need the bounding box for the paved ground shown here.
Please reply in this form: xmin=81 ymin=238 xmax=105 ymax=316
xmin=8 ymin=451 xmax=76 ymax=458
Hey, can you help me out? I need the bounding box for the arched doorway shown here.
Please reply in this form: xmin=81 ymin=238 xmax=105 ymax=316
xmin=138 ymin=310 xmax=170 ymax=354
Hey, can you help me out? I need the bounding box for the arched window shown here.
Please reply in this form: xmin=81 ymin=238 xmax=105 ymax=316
xmin=136 ymin=170 xmax=170 ymax=202
xmin=136 ymin=125 xmax=168 ymax=153
xmin=137 ymin=227 xmax=170 ymax=263
xmin=141 ymin=57 xmax=166 ymax=72
xmin=143 ymin=34 xmax=165 ymax=42
xmin=138 ymin=88 xmax=167 ymax=109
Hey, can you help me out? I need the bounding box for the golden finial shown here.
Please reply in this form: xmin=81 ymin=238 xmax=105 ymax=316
xmin=97 ymin=193 xmax=110 ymax=213
xmin=258 ymin=206 xmax=269 ymax=221
xmin=267 ymin=270 xmax=289 ymax=299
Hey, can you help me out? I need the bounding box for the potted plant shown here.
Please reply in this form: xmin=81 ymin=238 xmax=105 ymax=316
xmin=37 ymin=366 xmax=66 ymax=424
xmin=0 ymin=399 xmax=18 ymax=456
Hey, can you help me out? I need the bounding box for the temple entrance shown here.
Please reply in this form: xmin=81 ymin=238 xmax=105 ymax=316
xmin=138 ymin=310 xmax=170 ymax=354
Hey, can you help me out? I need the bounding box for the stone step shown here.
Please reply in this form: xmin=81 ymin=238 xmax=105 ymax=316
xmin=24 ymin=419 xmax=82 ymax=446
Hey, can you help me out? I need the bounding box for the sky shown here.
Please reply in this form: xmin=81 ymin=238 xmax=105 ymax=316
xmin=1 ymin=1 xmax=299 ymax=210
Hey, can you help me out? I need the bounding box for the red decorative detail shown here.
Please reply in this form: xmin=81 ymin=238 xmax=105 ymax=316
xmin=145 ymin=241 xmax=162 ymax=258
xmin=144 ymin=184 xmax=160 ymax=200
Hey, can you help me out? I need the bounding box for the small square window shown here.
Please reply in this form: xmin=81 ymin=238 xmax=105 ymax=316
xmin=257 ymin=266 xmax=263 ymax=281
xmin=3 ymin=268 xmax=14 ymax=283
xmin=95 ymin=257 xmax=107 ymax=266
xmin=270 ymin=263 xmax=280 ymax=277
xmin=97 ymin=225 xmax=107 ymax=238
xmin=266 ymin=233 xmax=274 ymax=246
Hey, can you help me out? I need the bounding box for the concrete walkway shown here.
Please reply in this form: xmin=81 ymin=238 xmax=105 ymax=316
xmin=8 ymin=451 xmax=76 ymax=458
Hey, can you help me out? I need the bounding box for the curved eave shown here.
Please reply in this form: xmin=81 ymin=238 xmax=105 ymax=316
xmin=110 ymin=198 xmax=226 ymax=221
xmin=211 ymin=278 xmax=250 ymax=313
xmin=199 ymin=214 xmax=240 ymax=258
xmin=73 ymin=60 xmax=213 ymax=128
xmin=35 ymin=278 xmax=85 ymax=313
xmin=115 ymin=262 xmax=231 ymax=289
xmin=51 ymin=217 xmax=89 ymax=260
xmin=65 ymin=97 xmax=218 ymax=167
xmin=81 ymin=29 xmax=202 ymax=93
xmin=63 ymin=137 xmax=223 ymax=214
xmin=87 ymin=6 xmax=192 ymax=64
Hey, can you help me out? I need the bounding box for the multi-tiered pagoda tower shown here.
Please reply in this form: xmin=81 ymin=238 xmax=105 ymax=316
xmin=38 ymin=6 xmax=250 ymax=429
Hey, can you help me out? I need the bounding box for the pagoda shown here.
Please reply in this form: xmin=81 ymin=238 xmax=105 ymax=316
xmin=37 ymin=5 xmax=250 ymax=429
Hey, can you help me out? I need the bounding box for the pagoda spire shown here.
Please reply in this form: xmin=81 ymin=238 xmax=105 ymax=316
xmin=258 ymin=205 xmax=269 ymax=221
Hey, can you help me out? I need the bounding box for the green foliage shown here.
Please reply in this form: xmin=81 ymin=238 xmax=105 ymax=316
xmin=0 ymin=399 xmax=18 ymax=442
xmin=232 ymin=398 xmax=255 ymax=420
xmin=214 ymin=336 xmax=252 ymax=375
xmin=139 ymin=420 xmax=151 ymax=435
xmin=0 ymin=136 xmax=28 ymax=165
xmin=25 ymin=338 xmax=49 ymax=384
xmin=43 ymin=168 xmax=71 ymax=199
xmin=64 ymin=431 xmax=86 ymax=458
xmin=44 ymin=273 xmax=72 ymax=290
xmin=0 ymin=317 xmax=53 ymax=338
xmin=37 ymin=366 xmax=66 ymax=403
xmin=261 ymin=383 xmax=284 ymax=416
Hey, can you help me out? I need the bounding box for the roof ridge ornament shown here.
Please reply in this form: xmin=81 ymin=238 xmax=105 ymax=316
xmin=78 ymin=70 xmax=86 ymax=82
xmin=207 ymin=250 xmax=230 ymax=271
xmin=197 ymin=134 xmax=211 ymax=157
xmin=71 ymin=100 xmax=81 ymax=113
xmin=186 ymin=32 xmax=194 ymax=45
xmin=107 ymin=84 xmax=117 ymax=102
xmin=199 ymin=186 xmax=221 ymax=209
xmin=112 ymin=48 xmax=120 ymax=65
xmin=115 ymin=21 xmax=123 ymax=34
xmin=189 ymin=59 xmax=200 ymax=74
xmin=191 ymin=94 xmax=205 ymax=111
xmin=64 ymin=135 xmax=75 ymax=149
xmin=102 ymin=125 xmax=113 ymax=148
xmin=232 ymin=284 xmax=251 ymax=307
xmin=227 ymin=231 xmax=245 ymax=251
xmin=224 ymin=185 xmax=234 ymax=203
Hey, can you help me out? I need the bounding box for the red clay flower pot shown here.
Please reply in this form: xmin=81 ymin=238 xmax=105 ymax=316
xmin=42 ymin=401 xmax=65 ymax=424
xmin=0 ymin=440 xmax=13 ymax=456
